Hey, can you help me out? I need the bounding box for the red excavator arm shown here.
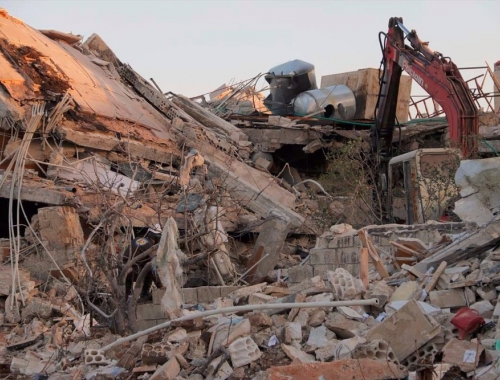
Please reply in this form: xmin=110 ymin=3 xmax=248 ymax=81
xmin=372 ymin=17 xmax=478 ymax=158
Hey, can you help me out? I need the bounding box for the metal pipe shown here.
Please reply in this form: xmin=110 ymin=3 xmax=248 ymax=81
xmin=101 ymin=298 xmax=380 ymax=352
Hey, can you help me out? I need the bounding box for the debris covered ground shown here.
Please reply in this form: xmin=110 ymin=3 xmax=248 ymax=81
xmin=1 ymin=8 xmax=500 ymax=380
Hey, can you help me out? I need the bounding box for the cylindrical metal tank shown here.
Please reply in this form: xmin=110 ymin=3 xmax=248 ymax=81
xmin=264 ymin=60 xmax=317 ymax=116
xmin=293 ymin=85 xmax=356 ymax=120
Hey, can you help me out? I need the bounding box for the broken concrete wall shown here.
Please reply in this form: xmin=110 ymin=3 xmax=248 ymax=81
xmin=454 ymin=157 xmax=500 ymax=226
xmin=289 ymin=222 xmax=474 ymax=283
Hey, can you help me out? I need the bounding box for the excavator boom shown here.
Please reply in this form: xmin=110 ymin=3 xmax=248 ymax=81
xmin=373 ymin=17 xmax=478 ymax=157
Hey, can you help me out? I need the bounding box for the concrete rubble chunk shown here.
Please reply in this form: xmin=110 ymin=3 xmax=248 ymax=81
xmin=308 ymin=309 xmax=326 ymax=327
xmin=249 ymin=312 xmax=272 ymax=327
xmin=470 ymin=300 xmax=494 ymax=316
xmin=429 ymin=289 xmax=469 ymax=308
xmin=284 ymin=322 xmax=302 ymax=344
xmin=150 ymin=357 xmax=181 ymax=380
xmin=389 ymin=281 xmax=422 ymax=302
xmin=281 ymin=344 xmax=316 ymax=363
xmin=289 ymin=275 xmax=329 ymax=295
xmin=306 ymin=325 xmax=329 ymax=349
xmin=365 ymin=299 xmax=441 ymax=362
xmin=442 ymin=338 xmax=484 ymax=372
xmin=228 ymin=336 xmax=262 ymax=368
xmin=454 ymin=157 xmax=500 ymax=226
xmin=353 ymin=339 xmax=399 ymax=365
xmin=365 ymin=280 xmax=394 ymax=308
xmin=325 ymin=312 xmax=367 ymax=338
xmin=325 ymin=268 xmax=361 ymax=300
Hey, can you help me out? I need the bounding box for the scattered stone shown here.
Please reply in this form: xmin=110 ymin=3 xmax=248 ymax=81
xmin=281 ymin=344 xmax=316 ymax=363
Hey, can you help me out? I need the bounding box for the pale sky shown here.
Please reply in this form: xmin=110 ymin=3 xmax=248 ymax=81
xmin=3 ymin=0 xmax=500 ymax=98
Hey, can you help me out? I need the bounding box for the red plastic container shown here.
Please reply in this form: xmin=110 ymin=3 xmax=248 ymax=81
xmin=451 ymin=307 xmax=485 ymax=339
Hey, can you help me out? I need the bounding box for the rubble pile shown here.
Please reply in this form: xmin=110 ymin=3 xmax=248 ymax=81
xmin=1 ymin=8 xmax=500 ymax=380
xmin=3 ymin=218 xmax=500 ymax=380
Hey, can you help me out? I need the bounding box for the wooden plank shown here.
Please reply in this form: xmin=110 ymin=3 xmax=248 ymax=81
xmin=358 ymin=230 xmax=389 ymax=279
xmin=425 ymin=261 xmax=448 ymax=293
xmin=389 ymin=241 xmax=422 ymax=258
xmin=360 ymin=248 xmax=369 ymax=288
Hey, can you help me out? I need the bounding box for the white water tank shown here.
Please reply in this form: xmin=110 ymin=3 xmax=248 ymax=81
xmin=293 ymin=85 xmax=356 ymax=120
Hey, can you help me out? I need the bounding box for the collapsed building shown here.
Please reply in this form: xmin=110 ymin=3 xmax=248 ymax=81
xmin=1 ymin=8 xmax=500 ymax=380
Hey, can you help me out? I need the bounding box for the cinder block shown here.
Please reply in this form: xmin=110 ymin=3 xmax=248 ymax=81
xmin=141 ymin=343 xmax=170 ymax=365
xmin=181 ymin=288 xmax=198 ymax=304
xmin=402 ymin=342 xmax=439 ymax=370
xmin=288 ymin=265 xmax=313 ymax=283
xmin=84 ymin=349 xmax=110 ymax=366
xmin=228 ymin=337 xmax=261 ymax=368
xmin=309 ymin=249 xmax=329 ymax=265
xmin=136 ymin=304 xmax=166 ymax=320
xmin=137 ymin=319 xmax=158 ymax=331
xmin=197 ymin=287 xmax=222 ymax=303
xmin=313 ymin=264 xmax=334 ymax=277
xmin=220 ymin=286 xmax=242 ymax=298
xmin=325 ymin=268 xmax=360 ymax=300
xmin=353 ymin=339 xmax=399 ymax=366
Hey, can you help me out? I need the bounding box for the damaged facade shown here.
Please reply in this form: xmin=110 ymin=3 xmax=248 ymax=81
xmin=1 ymin=8 xmax=500 ymax=380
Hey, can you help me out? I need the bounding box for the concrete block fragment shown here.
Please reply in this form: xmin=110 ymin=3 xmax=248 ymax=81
xmin=442 ymin=338 xmax=484 ymax=372
xmin=314 ymin=340 xmax=340 ymax=362
xmin=220 ymin=286 xmax=242 ymax=298
xmin=429 ymin=289 xmax=467 ymax=308
xmin=389 ymin=281 xmax=422 ymax=302
xmin=165 ymin=328 xmax=187 ymax=342
xmin=212 ymin=319 xmax=251 ymax=350
xmin=228 ymin=337 xmax=261 ymax=368
xmin=353 ymin=339 xmax=399 ymax=365
xmin=141 ymin=343 xmax=170 ymax=365
xmin=249 ymin=312 xmax=272 ymax=327
xmin=136 ymin=304 xmax=166 ymax=320
xmin=197 ymin=287 xmax=222 ymax=303
xmin=137 ymin=319 xmax=158 ymax=331
xmin=308 ymin=309 xmax=326 ymax=327
xmin=402 ymin=341 xmax=438 ymax=370
xmin=365 ymin=299 xmax=441 ymax=362
xmin=281 ymin=344 xmax=316 ymax=363
xmin=366 ymin=280 xmax=399 ymax=308
xmin=284 ymin=322 xmax=302 ymax=344
xmin=293 ymin=310 xmax=310 ymax=327
xmin=325 ymin=268 xmax=360 ymax=300
xmin=182 ymin=288 xmax=199 ymax=304
xmin=248 ymin=293 xmax=276 ymax=305
xmin=288 ymin=265 xmax=314 ymax=283
xmin=325 ymin=312 xmax=367 ymax=338
xmin=477 ymin=287 xmax=497 ymax=301
xmin=332 ymin=336 xmax=366 ymax=360
xmin=470 ymin=300 xmax=494 ymax=316
xmin=84 ymin=349 xmax=111 ymax=366
xmin=150 ymin=357 xmax=180 ymax=380
xmin=306 ymin=325 xmax=329 ymax=349
xmin=289 ymin=276 xmax=329 ymax=295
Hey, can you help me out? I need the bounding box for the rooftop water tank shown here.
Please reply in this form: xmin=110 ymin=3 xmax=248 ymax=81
xmin=264 ymin=60 xmax=317 ymax=116
xmin=293 ymin=85 xmax=356 ymax=120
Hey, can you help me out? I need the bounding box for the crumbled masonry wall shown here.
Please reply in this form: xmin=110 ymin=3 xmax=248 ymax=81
xmin=23 ymin=206 xmax=84 ymax=280
xmin=288 ymin=222 xmax=474 ymax=283
xmin=137 ymin=286 xmax=242 ymax=330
